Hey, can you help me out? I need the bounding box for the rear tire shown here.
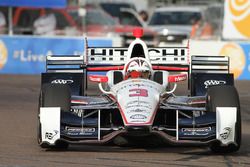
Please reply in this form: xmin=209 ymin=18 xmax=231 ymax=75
xmin=38 ymin=84 xmax=71 ymax=149
xmin=206 ymin=85 xmax=241 ymax=153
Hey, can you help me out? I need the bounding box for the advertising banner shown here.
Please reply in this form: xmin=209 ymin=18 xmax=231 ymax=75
xmin=190 ymin=40 xmax=250 ymax=80
xmin=223 ymin=0 xmax=250 ymax=39
xmin=0 ymin=36 xmax=112 ymax=74
xmin=0 ymin=0 xmax=66 ymax=8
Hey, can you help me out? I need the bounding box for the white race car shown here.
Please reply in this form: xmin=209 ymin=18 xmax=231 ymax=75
xmin=38 ymin=28 xmax=241 ymax=153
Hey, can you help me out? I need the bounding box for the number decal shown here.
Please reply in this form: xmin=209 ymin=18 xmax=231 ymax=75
xmin=129 ymin=89 xmax=148 ymax=97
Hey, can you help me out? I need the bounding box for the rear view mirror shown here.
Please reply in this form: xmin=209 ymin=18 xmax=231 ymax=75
xmin=89 ymin=75 xmax=108 ymax=83
xmin=168 ymin=73 xmax=187 ymax=83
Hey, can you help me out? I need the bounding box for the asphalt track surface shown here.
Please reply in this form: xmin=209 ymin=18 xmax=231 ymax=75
xmin=0 ymin=74 xmax=249 ymax=167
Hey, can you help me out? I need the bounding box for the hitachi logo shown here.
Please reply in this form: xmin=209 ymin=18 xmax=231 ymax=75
xmin=89 ymin=48 xmax=186 ymax=57
xmin=148 ymin=48 xmax=185 ymax=56
xmin=89 ymin=48 xmax=127 ymax=56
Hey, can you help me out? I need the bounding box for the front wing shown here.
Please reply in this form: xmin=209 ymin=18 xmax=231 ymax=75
xmin=39 ymin=96 xmax=238 ymax=147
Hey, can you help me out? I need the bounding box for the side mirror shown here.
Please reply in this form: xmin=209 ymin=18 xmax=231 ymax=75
xmin=168 ymin=73 xmax=187 ymax=83
xmin=89 ymin=75 xmax=108 ymax=83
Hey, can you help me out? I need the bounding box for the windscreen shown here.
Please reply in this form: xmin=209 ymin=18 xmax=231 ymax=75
xmin=68 ymin=9 xmax=116 ymax=26
xmin=100 ymin=3 xmax=136 ymax=17
xmin=149 ymin=11 xmax=201 ymax=25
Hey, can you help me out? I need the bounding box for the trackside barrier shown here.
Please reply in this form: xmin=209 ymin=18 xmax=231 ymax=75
xmin=0 ymin=35 xmax=113 ymax=74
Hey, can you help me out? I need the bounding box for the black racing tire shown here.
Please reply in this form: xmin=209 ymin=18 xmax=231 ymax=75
xmin=37 ymin=90 xmax=43 ymax=147
xmin=206 ymin=85 xmax=241 ymax=153
xmin=37 ymin=84 xmax=71 ymax=149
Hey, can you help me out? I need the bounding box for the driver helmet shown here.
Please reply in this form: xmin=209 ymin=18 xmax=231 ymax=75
xmin=126 ymin=59 xmax=151 ymax=79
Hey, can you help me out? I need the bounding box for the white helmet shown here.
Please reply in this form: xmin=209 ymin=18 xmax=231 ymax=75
xmin=126 ymin=59 xmax=152 ymax=79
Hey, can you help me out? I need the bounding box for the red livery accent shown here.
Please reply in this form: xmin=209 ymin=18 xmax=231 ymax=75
xmin=89 ymin=75 xmax=108 ymax=83
xmin=87 ymin=66 xmax=188 ymax=71
xmin=87 ymin=66 xmax=124 ymax=71
xmin=133 ymin=27 xmax=144 ymax=38
xmin=128 ymin=71 xmax=140 ymax=79
xmin=168 ymin=73 xmax=187 ymax=83
xmin=153 ymin=66 xmax=189 ymax=71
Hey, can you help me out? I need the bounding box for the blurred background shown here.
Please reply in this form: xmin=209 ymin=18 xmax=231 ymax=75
xmin=0 ymin=0 xmax=249 ymax=80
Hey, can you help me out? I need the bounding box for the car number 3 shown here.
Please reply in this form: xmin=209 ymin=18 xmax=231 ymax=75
xmin=129 ymin=89 xmax=148 ymax=97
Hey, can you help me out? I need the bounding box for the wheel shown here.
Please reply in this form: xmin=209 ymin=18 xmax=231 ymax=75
xmin=206 ymin=85 xmax=241 ymax=153
xmin=37 ymin=84 xmax=71 ymax=149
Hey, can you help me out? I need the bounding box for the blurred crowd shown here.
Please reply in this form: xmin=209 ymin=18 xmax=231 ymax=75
xmin=0 ymin=0 xmax=224 ymax=46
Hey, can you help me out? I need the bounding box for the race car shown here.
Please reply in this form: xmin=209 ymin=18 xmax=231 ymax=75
xmin=38 ymin=28 xmax=241 ymax=153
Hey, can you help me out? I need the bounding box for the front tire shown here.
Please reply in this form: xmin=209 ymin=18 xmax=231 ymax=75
xmin=206 ymin=85 xmax=241 ymax=153
xmin=38 ymin=84 xmax=71 ymax=149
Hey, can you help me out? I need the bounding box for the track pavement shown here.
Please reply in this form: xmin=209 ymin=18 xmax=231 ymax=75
xmin=0 ymin=74 xmax=249 ymax=167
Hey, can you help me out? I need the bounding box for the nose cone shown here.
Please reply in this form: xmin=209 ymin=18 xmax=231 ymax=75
xmin=112 ymin=79 xmax=162 ymax=126
xmin=133 ymin=28 xmax=144 ymax=38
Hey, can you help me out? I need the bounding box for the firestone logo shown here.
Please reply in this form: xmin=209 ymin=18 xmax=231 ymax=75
xmin=0 ymin=40 xmax=8 ymax=69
